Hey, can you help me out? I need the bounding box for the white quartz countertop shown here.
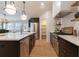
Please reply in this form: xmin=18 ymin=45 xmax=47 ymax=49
xmin=58 ymin=35 xmax=79 ymax=47
xmin=0 ymin=32 xmax=35 ymax=41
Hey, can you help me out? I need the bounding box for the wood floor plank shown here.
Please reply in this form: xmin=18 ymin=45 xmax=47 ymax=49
xmin=30 ymin=40 xmax=57 ymax=57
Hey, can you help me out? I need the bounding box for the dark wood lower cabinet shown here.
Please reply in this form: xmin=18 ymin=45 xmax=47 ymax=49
xmin=50 ymin=32 xmax=79 ymax=57
xmin=20 ymin=34 xmax=35 ymax=57
xmin=20 ymin=37 xmax=29 ymax=57
xmin=58 ymin=37 xmax=78 ymax=57
xmin=0 ymin=34 xmax=35 ymax=57
xmin=29 ymin=34 xmax=35 ymax=54
xmin=50 ymin=33 xmax=53 ymax=47
xmin=0 ymin=41 xmax=20 ymax=57
xmin=50 ymin=33 xmax=59 ymax=55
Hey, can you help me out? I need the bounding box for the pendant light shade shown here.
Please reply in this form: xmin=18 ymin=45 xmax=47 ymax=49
xmin=21 ymin=14 xmax=27 ymax=20
xmin=21 ymin=1 xmax=27 ymax=20
xmin=5 ymin=1 xmax=16 ymax=15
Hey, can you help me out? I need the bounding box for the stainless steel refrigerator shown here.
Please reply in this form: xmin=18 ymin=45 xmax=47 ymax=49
xmin=30 ymin=23 xmax=39 ymax=39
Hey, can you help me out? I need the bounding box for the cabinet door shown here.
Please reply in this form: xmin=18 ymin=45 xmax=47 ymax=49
xmin=50 ymin=33 xmax=53 ymax=47
xmin=0 ymin=41 xmax=19 ymax=57
xmin=29 ymin=34 xmax=35 ymax=54
xmin=58 ymin=37 xmax=78 ymax=57
xmin=20 ymin=37 xmax=29 ymax=57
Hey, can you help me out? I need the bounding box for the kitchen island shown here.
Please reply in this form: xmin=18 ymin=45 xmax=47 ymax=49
xmin=50 ymin=32 xmax=79 ymax=57
xmin=0 ymin=32 xmax=35 ymax=57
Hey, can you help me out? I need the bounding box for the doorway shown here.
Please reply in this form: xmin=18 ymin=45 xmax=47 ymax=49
xmin=40 ymin=16 xmax=47 ymax=40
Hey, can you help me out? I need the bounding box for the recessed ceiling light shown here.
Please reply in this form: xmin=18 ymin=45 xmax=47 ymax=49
xmin=57 ymin=1 xmax=61 ymax=6
xmin=41 ymin=2 xmax=45 ymax=6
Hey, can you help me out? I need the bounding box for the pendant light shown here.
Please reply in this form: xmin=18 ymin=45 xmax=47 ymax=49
xmin=5 ymin=1 xmax=16 ymax=15
xmin=21 ymin=1 xmax=27 ymax=20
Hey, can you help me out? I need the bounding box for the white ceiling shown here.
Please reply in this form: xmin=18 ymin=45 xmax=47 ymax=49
xmin=0 ymin=1 xmax=52 ymax=22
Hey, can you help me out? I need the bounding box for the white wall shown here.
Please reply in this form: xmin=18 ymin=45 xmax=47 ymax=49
xmin=58 ymin=12 xmax=79 ymax=36
xmin=52 ymin=1 xmax=61 ymax=18
xmin=60 ymin=12 xmax=79 ymax=34
xmin=61 ymin=13 xmax=75 ymax=28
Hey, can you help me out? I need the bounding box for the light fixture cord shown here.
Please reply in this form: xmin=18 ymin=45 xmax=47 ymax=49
xmin=10 ymin=1 xmax=14 ymax=5
xmin=4 ymin=1 xmax=6 ymax=12
xmin=4 ymin=1 xmax=6 ymax=20
xmin=4 ymin=1 xmax=6 ymax=16
xmin=23 ymin=1 xmax=25 ymax=14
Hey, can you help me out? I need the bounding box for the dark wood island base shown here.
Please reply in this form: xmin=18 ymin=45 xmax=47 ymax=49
xmin=0 ymin=33 xmax=35 ymax=57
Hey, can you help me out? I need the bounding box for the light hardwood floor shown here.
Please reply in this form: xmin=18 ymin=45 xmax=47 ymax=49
xmin=30 ymin=39 xmax=57 ymax=57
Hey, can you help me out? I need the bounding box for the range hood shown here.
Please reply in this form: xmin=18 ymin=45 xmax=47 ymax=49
xmin=55 ymin=11 xmax=72 ymax=18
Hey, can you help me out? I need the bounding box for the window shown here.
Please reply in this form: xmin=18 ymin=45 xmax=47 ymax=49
xmin=0 ymin=20 xmax=29 ymax=32
xmin=6 ymin=21 xmax=28 ymax=32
